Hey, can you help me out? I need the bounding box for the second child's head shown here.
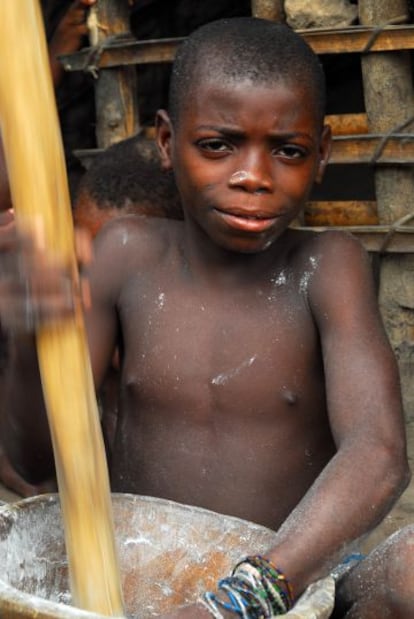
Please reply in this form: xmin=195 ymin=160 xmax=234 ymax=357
xmin=156 ymin=18 xmax=331 ymax=254
xmin=74 ymin=135 xmax=182 ymax=238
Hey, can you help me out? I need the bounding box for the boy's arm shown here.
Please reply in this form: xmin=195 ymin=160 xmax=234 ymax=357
xmin=150 ymin=232 xmax=409 ymax=619
xmin=83 ymin=222 xmax=125 ymax=390
xmin=264 ymin=232 xmax=409 ymax=597
xmin=2 ymin=332 xmax=53 ymax=483
xmin=0 ymin=218 xmax=119 ymax=483
xmin=0 ymin=211 xmax=50 ymax=481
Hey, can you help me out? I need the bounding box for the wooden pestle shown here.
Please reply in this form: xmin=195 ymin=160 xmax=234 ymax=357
xmin=0 ymin=2 xmax=124 ymax=615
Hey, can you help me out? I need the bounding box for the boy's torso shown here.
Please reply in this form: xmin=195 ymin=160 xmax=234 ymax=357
xmin=102 ymin=218 xmax=336 ymax=529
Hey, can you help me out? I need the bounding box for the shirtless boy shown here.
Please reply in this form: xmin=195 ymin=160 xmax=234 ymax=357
xmin=1 ymin=18 xmax=413 ymax=618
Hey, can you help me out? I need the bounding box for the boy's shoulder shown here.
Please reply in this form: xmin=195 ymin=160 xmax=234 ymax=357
xmin=288 ymin=228 xmax=368 ymax=267
xmin=287 ymin=228 xmax=375 ymax=314
xmin=93 ymin=213 xmax=183 ymax=266
xmin=286 ymin=228 xmax=372 ymax=297
xmin=85 ymin=214 xmax=184 ymax=296
xmin=288 ymin=227 xmax=369 ymax=267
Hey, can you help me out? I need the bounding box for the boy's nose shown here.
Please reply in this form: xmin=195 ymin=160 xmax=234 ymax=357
xmin=228 ymin=156 xmax=273 ymax=194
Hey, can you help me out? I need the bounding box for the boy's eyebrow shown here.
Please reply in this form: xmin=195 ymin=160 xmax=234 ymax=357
xmin=195 ymin=124 xmax=316 ymax=142
xmin=195 ymin=124 xmax=243 ymax=135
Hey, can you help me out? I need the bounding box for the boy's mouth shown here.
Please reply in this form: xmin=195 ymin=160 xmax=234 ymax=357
xmin=214 ymin=207 xmax=278 ymax=233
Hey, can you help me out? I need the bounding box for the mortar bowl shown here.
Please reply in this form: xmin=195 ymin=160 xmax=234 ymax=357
xmin=0 ymin=493 xmax=336 ymax=618
xmin=0 ymin=493 xmax=280 ymax=618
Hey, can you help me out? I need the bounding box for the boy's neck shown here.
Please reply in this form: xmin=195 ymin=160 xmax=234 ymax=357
xmin=180 ymin=218 xmax=291 ymax=286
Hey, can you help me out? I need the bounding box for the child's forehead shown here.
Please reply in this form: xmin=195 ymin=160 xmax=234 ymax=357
xmin=192 ymin=72 xmax=311 ymax=101
xmin=189 ymin=75 xmax=313 ymax=116
xmin=178 ymin=76 xmax=321 ymax=135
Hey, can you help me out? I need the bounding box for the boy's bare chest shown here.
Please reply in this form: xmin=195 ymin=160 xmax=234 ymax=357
xmin=119 ymin=273 xmax=321 ymax=412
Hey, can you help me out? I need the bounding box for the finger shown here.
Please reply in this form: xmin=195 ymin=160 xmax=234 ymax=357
xmin=75 ymin=227 xmax=93 ymax=266
xmin=56 ymin=0 xmax=93 ymax=27
xmin=66 ymin=4 xmax=89 ymax=27
xmin=70 ymin=16 xmax=89 ymax=32
xmin=0 ymin=263 xmax=75 ymax=331
xmin=0 ymin=291 xmax=75 ymax=332
xmin=0 ymin=293 xmax=39 ymax=332
xmin=80 ymin=276 xmax=92 ymax=310
xmin=0 ymin=226 xmax=35 ymax=265
xmin=0 ymin=220 xmax=18 ymax=252
xmin=0 ymin=209 xmax=14 ymax=227
xmin=0 ymin=453 xmax=41 ymax=498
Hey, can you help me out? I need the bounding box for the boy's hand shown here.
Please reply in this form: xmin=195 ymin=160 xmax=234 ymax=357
xmin=0 ymin=445 xmax=57 ymax=499
xmin=50 ymin=0 xmax=96 ymax=54
xmin=48 ymin=0 xmax=97 ymax=86
xmin=0 ymin=210 xmax=92 ymax=332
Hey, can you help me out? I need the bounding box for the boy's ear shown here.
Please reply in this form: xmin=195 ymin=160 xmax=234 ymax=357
xmin=315 ymin=124 xmax=332 ymax=184
xmin=155 ymin=109 xmax=174 ymax=171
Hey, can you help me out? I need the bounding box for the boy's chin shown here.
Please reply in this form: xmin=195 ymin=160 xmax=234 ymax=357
xmin=215 ymin=233 xmax=280 ymax=255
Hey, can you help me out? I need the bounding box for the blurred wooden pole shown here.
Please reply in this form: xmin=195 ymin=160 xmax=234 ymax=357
xmin=359 ymin=0 xmax=414 ymax=421
xmin=0 ymin=1 xmax=124 ymax=614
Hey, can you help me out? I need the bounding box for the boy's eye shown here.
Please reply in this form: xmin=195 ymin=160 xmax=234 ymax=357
xmin=197 ymin=138 xmax=232 ymax=154
xmin=275 ymin=145 xmax=307 ymax=159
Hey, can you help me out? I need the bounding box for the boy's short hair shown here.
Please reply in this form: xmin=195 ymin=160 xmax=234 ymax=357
xmin=168 ymin=17 xmax=326 ymax=127
xmin=76 ymin=134 xmax=182 ymax=219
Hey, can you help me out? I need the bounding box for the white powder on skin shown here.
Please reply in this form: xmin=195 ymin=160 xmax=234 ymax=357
xmin=299 ymin=255 xmax=320 ymax=294
xmin=211 ymin=355 xmax=257 ymax=385
xmin=272 ymin=270 xmax=287 ymax=287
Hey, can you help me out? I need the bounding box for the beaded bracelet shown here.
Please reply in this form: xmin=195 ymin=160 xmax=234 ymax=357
xmin=200 ymin=555 xmax=294 ymax=618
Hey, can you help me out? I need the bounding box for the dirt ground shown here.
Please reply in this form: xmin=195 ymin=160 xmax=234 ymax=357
xmin=0 ymin=425 xmax=413 ymax=551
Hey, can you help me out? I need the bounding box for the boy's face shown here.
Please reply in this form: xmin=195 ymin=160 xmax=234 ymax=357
xmin=157 ymin=77 xmax=331 ymax=254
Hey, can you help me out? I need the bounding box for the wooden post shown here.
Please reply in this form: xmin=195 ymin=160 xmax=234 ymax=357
xmin=359 ymin=0 xmax=414 ymax=421
xmin=251 ymin=0 xmax=285 ymax=21
xmin=91 ymin=0 xmax=139 ymax=148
